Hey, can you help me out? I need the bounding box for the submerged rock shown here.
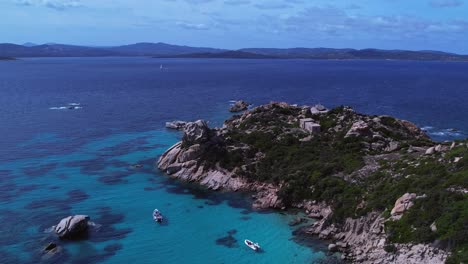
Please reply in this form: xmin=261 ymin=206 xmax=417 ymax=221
xmin=41 ymin=242 xmax=65 ymax=262
xmin=43 ymin=242 xmax=57 ymax=252
xmin=54 ymin=215 xmax=90 ymax=239
xmin=288 ymin=216 xmax=306 ymax=226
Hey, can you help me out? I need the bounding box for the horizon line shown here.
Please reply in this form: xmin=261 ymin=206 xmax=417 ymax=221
xmin=2 ymin=42 xmax=466 ymax=56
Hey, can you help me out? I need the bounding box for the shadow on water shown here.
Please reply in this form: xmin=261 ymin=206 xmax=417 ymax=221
xmin=24 ymin=189 xmax=89 ymax=211
xmin=158 ymin=176 xmax=262 ymax=214
xmin=22 ymin=163 xmax=58 ymax=177
xmin=216 ymin=229 xmax=239 ymax=249
xmin=87 ymin=207 xmax=133 ymax=243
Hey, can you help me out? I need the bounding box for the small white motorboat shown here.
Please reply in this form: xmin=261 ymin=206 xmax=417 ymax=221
xmin=244 ymin=239 xmax=260 ymax=251
xmin=153 ymin=209 xmax=163 ymax=223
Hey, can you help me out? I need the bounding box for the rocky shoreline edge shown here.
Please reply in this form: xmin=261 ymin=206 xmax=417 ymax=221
xmin=157 ymin=102 xmax=465 ymax=263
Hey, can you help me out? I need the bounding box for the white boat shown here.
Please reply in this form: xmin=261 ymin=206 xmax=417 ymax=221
xmin=153 ymin=209 xmax=163 ymax=223
xmin=244 ymin=239 xmax=260 ymax=251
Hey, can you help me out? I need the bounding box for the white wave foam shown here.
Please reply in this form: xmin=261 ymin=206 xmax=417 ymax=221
xmin=421 ymin=126 xmax=434 ymax=131
xmin=44 ymin=226 xmax=55 ymax=233
xmin=49 ymin=106 xmax=68 ymax=110
xmin=422 ymin=125 xmax=465 ymax=139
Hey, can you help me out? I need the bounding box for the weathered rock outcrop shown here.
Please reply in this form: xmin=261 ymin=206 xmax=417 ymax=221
xmin=165 ymin=120 xmax=187 ymax=130
xmin=305 ymin=211 xmax=448 ymax=264
xmin=54 ymin=215 xmax=90 ymax=239
xmin=158 ymin=120 xmax=283 ymax=207
xmin=157 ymin=102 xmax=461 ymax=264
xmin=390 ymin=193 xmax=417 ymax=220
xmin=229 ymin=100 xmax=250 ymax=112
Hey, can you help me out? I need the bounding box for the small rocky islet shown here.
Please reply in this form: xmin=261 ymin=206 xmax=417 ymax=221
xmin=158 ymin=102 xmax=467 ymax=264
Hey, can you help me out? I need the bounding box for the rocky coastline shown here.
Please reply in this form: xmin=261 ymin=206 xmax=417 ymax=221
xmin=157 ymin=102 xmax=466 ymax=263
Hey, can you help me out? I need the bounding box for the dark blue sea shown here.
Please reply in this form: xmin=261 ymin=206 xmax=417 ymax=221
xmin=0 ymin=57 xmax=467 ymax=264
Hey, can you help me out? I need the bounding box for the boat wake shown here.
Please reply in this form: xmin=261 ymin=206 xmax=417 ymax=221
xmin=50 ymin=103 xmax=82 ymax=110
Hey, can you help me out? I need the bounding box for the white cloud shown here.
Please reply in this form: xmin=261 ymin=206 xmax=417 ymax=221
xmin=16 ymin=0 xmax=82 ymax=10
xmin=176 ymin=21 xmax=210 ymax=30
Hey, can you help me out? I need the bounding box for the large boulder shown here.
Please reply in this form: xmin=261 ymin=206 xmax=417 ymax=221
xmin=345 ymin=121 xmax=371 ymax=138
xmin=178 ymin=144 xmax=202 ymax=163
xmin=182 ymin=120 xmax=210 ymax=146
xmin=390 ymin=193 xmax=417 ymax=219
xmin=229 ymin=100 xmax=250 ymax=112
xmin=54 ymin=215 xmax=90 ymax=239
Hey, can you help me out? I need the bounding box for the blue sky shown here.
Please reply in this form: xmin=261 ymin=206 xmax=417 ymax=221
xmin=1 ymin=0 xmax=468 ymax=53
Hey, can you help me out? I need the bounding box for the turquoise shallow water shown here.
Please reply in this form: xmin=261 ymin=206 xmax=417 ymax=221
xmin=0 ymin=126 xmax=331 ymax=263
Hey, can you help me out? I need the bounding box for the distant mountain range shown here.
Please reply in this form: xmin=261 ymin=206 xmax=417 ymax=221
xmin=1 ymin=42 xmax=468 ymax=61
xmin=0 ymin=56 xmax=16 ymax=60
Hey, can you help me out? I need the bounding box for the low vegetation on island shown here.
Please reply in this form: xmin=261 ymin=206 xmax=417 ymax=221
xmin=158 ymin=102 xmax=467 ymax=263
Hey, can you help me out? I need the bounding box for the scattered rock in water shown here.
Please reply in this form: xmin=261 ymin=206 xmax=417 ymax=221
xmin=41 ymin=242 xmax=66 ymax=262
xmin=328 ymin=243 xmax=337 ymax=252
xmin=54 ymin=215 xmax=90 ymax=239
xmin=130 ymin=164 xmax=143 ymax=169
xmin=229 ymin=100 xmax=250 ymax=112
xmin=165 ymin=120 xmax=187 ymax=130
xmin=43 ymin=242 xmax=57 ymax=252
xmin=288 ymin=216 xmax=305 ymax=226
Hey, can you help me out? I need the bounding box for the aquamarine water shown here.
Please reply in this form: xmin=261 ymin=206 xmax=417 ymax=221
xmin=1 ymin=57 xmax=468 ymax=263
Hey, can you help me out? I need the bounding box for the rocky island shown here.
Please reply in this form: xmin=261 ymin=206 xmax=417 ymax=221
xmin=158 ymin=102 xmax=467 ymax=264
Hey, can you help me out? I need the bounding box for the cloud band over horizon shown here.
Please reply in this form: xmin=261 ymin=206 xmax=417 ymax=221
xmin=1 ymin=0 xmax=468 ymax=53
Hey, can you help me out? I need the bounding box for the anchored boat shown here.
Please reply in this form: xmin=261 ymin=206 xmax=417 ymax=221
xmin=244 ymin=239 xmax=261 ymax=251
xmin=153 ymin=209 xmax=163 ymax=223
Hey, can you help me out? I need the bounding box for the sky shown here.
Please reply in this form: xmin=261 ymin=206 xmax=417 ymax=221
xmin=1 ymin=0 xmax=468 ymax=53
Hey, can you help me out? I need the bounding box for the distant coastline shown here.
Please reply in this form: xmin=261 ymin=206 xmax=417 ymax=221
xmin=2 ymin=42 xmax=468 ymax=61
xmin=0 ymin=56 xmax=16 ymax=60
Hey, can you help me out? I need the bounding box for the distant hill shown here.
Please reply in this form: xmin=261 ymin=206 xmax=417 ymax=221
xmin=108 ymin=42 xmax=226 ymax=56
xmin=0 ymin=43 xmax=118 ymax=57
xmin=155 ymin=50 xmax=278 ymax=59
xmin=1 ymin=42 xmax=468 ymax=61
xmin=238 ymin=47 xmax=468 ymax=61
xmin=0 ymin=42 xmax=225 ymax=57
xmin=155 ymin=46 xmax=468 ymax=61
xmin=239 ymin=47 xmax=354 ymax=58
xmin=0 ymin=56 xmax=16 ymax=60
